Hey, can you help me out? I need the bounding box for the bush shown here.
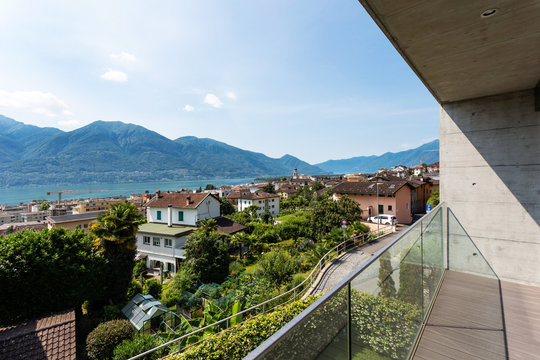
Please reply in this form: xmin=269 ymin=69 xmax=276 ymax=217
xmin=86 ymin=320 xmax=135 ymax=360
xmin=228 ymin=261 xmax=243 ymax=277
xmin=133 ymin=260 xmax=147 ymax=279
xmin=168 ymin=295 xmax=321 ymax=360
xmin=143 ymin=279 xmax=162 ymax=299
xmin=113 ymin=334 xmax=167 ymax=360
xmin=127 ymin=280 xmax=143 ymax=300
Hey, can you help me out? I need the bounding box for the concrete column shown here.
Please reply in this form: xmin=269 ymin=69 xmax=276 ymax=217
xmin=440 ymin=89 xmax=540 ymax=285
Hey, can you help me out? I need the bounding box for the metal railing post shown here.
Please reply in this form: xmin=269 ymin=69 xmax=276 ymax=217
xmin=347 ymin=282 xmax=352 ymax=360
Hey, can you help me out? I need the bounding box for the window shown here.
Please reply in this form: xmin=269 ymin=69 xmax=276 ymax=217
xmin=388 ymin=205 xmax=393 ymax=211
xmin=272 ymin=205 xmax=275 ymax=208
xmin=378 ymin=205 xmax=384 ymax=214
xmin=165 ymin=239 xmax=172 ymax=248
xmin=178 ymin=211 xmax=184 ymax=221
xmin=153 ymin=237 xmax=160 ymax=246
xmin=143 ymin=236 xmax=150 ymax=245
xmin=83 ymin=224 xmax=88 ymax=228
xmin=156 ymin=210 xmax=162 ymax=220
xmin=406 ymin=203 xmax=409 ymax=210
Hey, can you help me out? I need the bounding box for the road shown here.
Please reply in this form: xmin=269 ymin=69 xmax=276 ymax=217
xmin=310 ymin=224 xmax=409 ymax=294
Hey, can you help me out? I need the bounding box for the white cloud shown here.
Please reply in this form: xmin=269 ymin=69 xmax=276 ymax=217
xmin=100 ymin=70 xmax=128 ymax=82
xmin=183 ymin=104 xmax=194 ymax=112
xmin=110 ymin=52 xmax=136 ymax=62
xmin=225 ymin=91 xmax=237 ymax=100
xmin=0 ymin=90 xmax=71 ymax=117
xmin=58 ymin=119 xmax=80 ymax=127
xmin=204 ymin=93 xmax=223 ymax=108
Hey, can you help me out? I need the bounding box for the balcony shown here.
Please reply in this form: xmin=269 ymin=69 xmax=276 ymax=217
xmin=245 ymin=204 xmax=540 ymax=360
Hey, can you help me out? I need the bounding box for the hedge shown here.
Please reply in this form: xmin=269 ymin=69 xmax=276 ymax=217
xmin=168 ymin=295 xmax=321 ymax=360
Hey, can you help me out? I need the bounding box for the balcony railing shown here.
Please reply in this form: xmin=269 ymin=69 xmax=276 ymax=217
xmin=245 ymin=203 xmax=502 ymax=360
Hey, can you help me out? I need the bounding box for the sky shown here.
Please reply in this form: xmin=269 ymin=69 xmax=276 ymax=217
xmin=0 ymin=1 xmax=439 ymax=164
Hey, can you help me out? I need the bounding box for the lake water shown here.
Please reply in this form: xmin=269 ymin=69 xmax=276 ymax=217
xmin=0 ymin=178 xmax=254 ymax=205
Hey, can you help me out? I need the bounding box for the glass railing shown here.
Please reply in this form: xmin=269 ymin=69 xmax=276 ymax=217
xmin=246 ymin=205 xmax=444 ymax=360
xmin=246 ymin=203 xmax=507 ymax=360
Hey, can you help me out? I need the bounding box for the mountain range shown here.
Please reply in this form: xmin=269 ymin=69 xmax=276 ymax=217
xmin=315 ymin=140 xmax=439 ymax=174
xmin=0 ymin=115 xmax=439 ymax=187
xmin=0 ymin=115 xmax=326 ymax=186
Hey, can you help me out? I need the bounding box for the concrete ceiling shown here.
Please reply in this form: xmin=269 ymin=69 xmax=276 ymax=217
xmin=358 ymin=0 xmax=540 ymax=103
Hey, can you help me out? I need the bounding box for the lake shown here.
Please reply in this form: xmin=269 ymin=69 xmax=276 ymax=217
xmin=0 ymin=178 xmax=254 ymax=205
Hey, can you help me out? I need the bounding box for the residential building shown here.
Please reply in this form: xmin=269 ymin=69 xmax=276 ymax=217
xmin=20 ymin=211 xmax=49 ymax=223
xmin=236 ymin=192 xmax=280 ymax=217
xmin=0 ymin=221 xmax=47 ymax=236
xmin=145 ymin=192 xmax=220 ymax=226
xmin=135 ymin=192 xmax=224 ymax=273
xmin=71 ymin=197 xmax=125 ymax=214
xmin=135 ymin=222 xmax=195 ymax=274
xmin=46 ymin=211 xmax=101 ymax=231
xmin=331 ymin=180 xmax=413 ymax=224
xmin=412 ymin=165 xmax=423 ymax=176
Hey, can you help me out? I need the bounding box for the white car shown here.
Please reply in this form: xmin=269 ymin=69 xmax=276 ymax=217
xmin=367 ymin=214 xmax=397 ymax=225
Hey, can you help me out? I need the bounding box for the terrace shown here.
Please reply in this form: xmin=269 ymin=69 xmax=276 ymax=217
xmin=246 ymin=204 xmax=540 ymax=359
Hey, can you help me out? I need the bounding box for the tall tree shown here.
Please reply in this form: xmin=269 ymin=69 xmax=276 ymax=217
xmin=91 ymin=201 xmax=146 ymax=304
xmin=184 ymin=222 xmax=230 ymax=283
xmin=310 ymin=195 xmax=363 ymax=239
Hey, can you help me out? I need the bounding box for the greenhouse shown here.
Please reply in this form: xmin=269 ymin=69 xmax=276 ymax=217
xmin=122 ymin=293 xmax=182 ymax=333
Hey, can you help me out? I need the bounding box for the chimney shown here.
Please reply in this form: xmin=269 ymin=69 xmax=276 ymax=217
xmin=156 ymin=190 xmax=161 ymax=198
xmin=186 ymin=196 xmax=191 ymax=206
xmin=167 ymin=204 xmax=172 ymax=227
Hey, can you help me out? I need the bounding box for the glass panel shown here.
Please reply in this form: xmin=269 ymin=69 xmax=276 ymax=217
xmin=421 ymin=208 xmax=444 ymax=315
xmin=447 ymin=208 xmax=497 ymax=279
xmin=261 ymin=287 xmax=348 ymax=360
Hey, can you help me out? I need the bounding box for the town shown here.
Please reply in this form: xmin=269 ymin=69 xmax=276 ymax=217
xmin=0 ymin=163 xmax=440 ymax=359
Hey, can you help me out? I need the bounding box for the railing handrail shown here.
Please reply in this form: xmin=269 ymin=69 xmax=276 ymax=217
xmin=244 ymin=203 xmax=444 ymax=360
xmin=128 ymin=223 xmax=394 ymax=360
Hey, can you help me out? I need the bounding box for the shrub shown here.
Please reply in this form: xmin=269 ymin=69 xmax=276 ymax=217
xmin=228 ymin=261 xmax=243 ymax=277
xmin=113 ymin=334 xmax=167 ymax=360
xmin=86 ymin=320 xmax=135 ymax=360
xmin=133 ymin=260 xmax=147 ymax=279
xmin=127 ymin=280 xmax=143 ymax=300
xmin=168 ymin=295 xmax=321 ymax=360
xmin=143 ymin=279 xmax=162 ymax=299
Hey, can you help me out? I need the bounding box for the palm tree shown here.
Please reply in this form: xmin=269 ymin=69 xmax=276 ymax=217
xmin=91 ymin=201 xmax=145 ymax=303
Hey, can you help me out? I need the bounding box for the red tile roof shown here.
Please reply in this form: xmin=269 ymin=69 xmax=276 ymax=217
xmin=332 ymin=180 xmax=411 ymax=196
xmin=239 ymin=192 xmax=280 ymax=200
xmin=146 ymin=192 xmax=216 ymax=209
xmin=0 ymin=310 xmax=76 ymax=360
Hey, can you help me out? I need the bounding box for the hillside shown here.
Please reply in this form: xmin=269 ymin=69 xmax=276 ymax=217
xmin=316 ymin=140 xmax=439 ymax=174
xmin=0 ymin=116 xmax=327 ymax=186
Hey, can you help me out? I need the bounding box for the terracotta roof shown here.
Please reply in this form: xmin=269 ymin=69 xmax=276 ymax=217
xmin=332 ymin=180 xmax=411 ymax=196
xmin=0 ymin=310 xmax=76 ymax=360
xmin=146 ymin=192 xmax=215 ymax=209
xmin=210 ymin=216 xmax=247 ymax=235
xmin=226 ymin=192 xmax=249 ymax=200
xmin=239 ymin=192 xmax=280 ymax=200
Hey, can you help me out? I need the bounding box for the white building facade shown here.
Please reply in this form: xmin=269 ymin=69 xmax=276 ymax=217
xmin=237 ymin=192 xmax=280 ymax=217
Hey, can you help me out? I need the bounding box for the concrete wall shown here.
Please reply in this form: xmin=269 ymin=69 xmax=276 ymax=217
xmin=440 ymin=89 xmax=540 ymax=285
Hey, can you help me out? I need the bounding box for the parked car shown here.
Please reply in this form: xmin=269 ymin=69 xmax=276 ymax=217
xmin=367 ymin=214 xmax=397 ymax=225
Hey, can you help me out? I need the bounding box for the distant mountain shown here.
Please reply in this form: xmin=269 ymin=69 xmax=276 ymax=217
xmin=316 ymin=140 xmax=439 ymax=174
xmin=0 ymin=116 xmax=327 ymax=186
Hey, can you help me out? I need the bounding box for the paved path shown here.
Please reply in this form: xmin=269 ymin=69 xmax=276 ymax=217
xmin=310 ymin=225 xmax=409 ymax=294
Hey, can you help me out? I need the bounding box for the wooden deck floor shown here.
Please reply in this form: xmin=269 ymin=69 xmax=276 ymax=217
xmin=413 ymin=271 xmax=540 ymax=360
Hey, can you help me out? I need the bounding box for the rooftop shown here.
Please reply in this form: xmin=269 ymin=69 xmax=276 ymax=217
xmin=47 ymin=210 xmax=102 ymax=223
xmin=332 ymin=179 xmax=410 ymax=196
xmin=137 ymin=223 xmax=195 ymax=237
xmin=145 ymin=192 xmax=215 ymax=209
xmin=0 ymin=309 xmax=76 ymax=360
